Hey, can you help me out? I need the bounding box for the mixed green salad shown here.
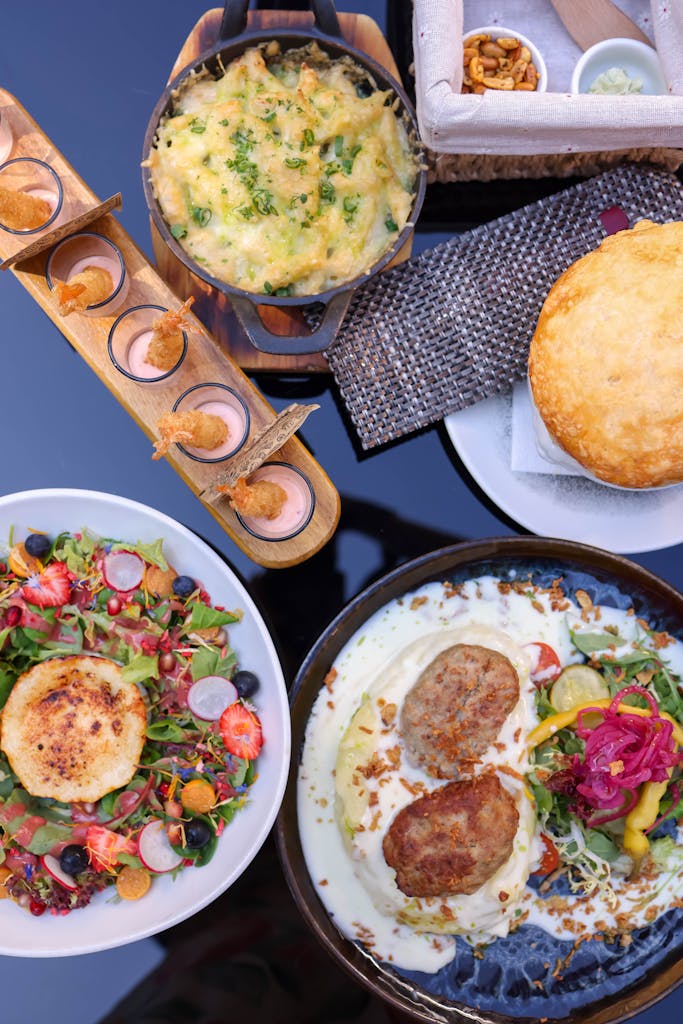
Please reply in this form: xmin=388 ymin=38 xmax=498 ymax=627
xmin=527 ymin=615 xmax=683 ymax=905
xmin=0 ymin=528 xmax=263 ymax=915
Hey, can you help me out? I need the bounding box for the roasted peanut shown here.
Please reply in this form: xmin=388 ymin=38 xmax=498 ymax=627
xmin=464 ymin=33 xmax=490 ymax=48
xmin=482 ymin=75 xmax=514 ymax=90
xmin=461 ymin=33 xmax=540 ymax=94
xmin=510 ymin=59 xmax=528 ymax=83
xmin=469 ymin=56 xmax=485 ymax=83
xmin=480 ymin=41 xmax=507 ymax=58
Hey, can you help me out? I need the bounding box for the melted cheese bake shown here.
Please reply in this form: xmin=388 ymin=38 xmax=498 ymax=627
xmin=146 ymin=42 xmax=419 ymax=297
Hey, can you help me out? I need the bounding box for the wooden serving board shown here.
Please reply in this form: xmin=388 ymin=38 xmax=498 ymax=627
xmin=0 ymin=87 xmax=340 ymax=569
xmin=151 ymin=8 xmax=413 ymax=374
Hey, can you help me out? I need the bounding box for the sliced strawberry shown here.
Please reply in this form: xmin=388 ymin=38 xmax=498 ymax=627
xmin=85 ymin=824 xmax=136 ymax=872
xmin=219 ymin=702 xmax=263 ymax=761
xmin=20 ymin=561 xmax=71 ymax=609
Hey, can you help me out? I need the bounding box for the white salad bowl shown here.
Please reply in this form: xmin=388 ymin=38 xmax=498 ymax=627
xmin=0 ymin=488 xmax=290 ymax=957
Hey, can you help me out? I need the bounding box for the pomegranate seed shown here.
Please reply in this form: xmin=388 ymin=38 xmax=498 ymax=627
xmin=106 ymin=596 xmax=122 ymax=616
xmin=5 ymin=606 xmax=22 ymax=628
xmin=159 ymin=652 xmax=176 ymax=674
xmin=29 ymin=898 xmax=46 ymax=916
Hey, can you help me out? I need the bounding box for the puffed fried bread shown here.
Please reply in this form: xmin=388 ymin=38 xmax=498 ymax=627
xmin=0 ymin=655 xmax=146 ymax=803
xmin=528 ymin=219 xmax=683 ymax=489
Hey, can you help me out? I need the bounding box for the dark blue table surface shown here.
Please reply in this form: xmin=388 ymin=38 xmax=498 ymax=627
xmin=1 ymin=3 xmax=682 ymax=1022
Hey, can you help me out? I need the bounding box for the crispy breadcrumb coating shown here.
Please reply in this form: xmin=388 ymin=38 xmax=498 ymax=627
xmin=145 ymin=297 xmax=194 ymax=370
xmin=56 ymin=266 xmax=114 ymax=315
xmin=0 ymin=186 xmax=51 ymax=230
xmin=152 ymin=409 xmax=228 ymax=460
xmin=217 ymin=476 xmax=287 ymax=519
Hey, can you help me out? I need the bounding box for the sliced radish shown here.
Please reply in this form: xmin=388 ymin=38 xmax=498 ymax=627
xmin=137 ymin=820 xmax=183 ymax=873
xmin=41 ymin=854 xmax=78 ymax=892
xmin=102 ymin=550 xmax=144 ymax=593
xmin=188 ymin=675 xmax=238 ymax=721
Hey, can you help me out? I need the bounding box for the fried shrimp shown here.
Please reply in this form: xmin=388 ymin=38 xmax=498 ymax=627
xmin=145 ymin=297 xmax=194 ymax=371
xmin=217 ymin=476 xmax=287 ymax=520
xmin=0 ymin=186 xmax=51 ymax=230
xmin=152 ymin=409 xmax=228 ymax=460
xmin=55 ymin=266 xmax=114 ymax=315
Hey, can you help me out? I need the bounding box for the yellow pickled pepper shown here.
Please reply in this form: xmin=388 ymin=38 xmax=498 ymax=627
xmin=528 ymin=700 xmax=683 ymax=873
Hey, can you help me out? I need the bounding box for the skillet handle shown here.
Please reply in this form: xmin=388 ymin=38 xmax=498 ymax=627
xmin=229 ymin=291 xmax=351 ymax=356
xmin=219 ymin=0 xmax=343 ymax=42
xmin=310 ymin=0 xmax=343 ymax=39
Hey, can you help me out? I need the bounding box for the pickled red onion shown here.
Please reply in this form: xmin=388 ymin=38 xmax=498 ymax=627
xmin=550 ymin=684 xmax=682 ymax=823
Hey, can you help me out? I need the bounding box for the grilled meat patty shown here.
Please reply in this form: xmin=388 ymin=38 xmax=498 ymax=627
xmin=382 ymin=772 xmax=519 ymax=897
xmin=400 ymin=643 xmax=519 ymax=778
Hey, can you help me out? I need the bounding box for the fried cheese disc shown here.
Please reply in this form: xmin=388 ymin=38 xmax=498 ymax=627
xmin=528 ymin=220 xmax=683 ymax=489
xmin=0 ymin=655 xmax=146 ymax=802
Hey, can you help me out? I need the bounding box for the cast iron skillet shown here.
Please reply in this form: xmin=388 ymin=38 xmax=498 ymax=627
xmin=276 ymin=536 xmax=683 ymax=1024
xmin=142 ymin=0 xmax=426 ymax=356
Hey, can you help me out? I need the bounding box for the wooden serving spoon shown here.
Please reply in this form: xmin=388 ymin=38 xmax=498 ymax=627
xmin=550 ymin=0 xmax=651 ymax=50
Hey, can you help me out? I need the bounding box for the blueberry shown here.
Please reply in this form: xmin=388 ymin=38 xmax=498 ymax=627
xmin=24 ymin=534 xmax=51 ymax=559
xmin=355 ymin=80 xmax=373 ymax=98
xmin=172 ymin=575 xmax=196 ymax=598
xmin=233 ymin=670 xmax=259 ymax=698
xmin=59 ymin=844 xmax=89 ymax=876
xmin=184 ymin=819 xmax=212 ymax=850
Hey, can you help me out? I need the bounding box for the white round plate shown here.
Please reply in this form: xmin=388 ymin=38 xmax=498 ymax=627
xmin=444 ymin=394 xmax=683 ymax=554
xmin=0 ymin=488 xmax=290 ymax=957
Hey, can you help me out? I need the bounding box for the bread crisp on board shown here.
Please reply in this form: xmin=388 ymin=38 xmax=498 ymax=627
xmin=0 ymin=655 xmax=146 ymax=803
xmin=529 ymin=220 xmax=683 ymax=489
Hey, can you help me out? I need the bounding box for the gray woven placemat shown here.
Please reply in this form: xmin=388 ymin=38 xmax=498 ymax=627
xmin=325 ymin=163 xmax=683 ymax=449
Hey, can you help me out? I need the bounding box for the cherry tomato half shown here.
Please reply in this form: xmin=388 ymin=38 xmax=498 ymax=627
xmin=533 ymin=833 xmax=560 ymax=876
xmin=525 ymin=642 xmax=562 ymax=687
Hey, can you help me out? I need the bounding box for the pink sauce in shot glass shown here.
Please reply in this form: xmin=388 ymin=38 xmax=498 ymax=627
xmin=46 ymin=232 xmax=128 ymax=315
xmin=185 ymin=400 xmax=247 ymax=460
xmin=172 ymin=383 xmax=250 ymax=462
xmin=236 ymin=463 xmax=315 ymax=541
xmin=125 ymin=330 xmax=161 ymax=380
xmin=0 ymin=157 xmax=63 ymax=234
xmin=108 ymin=304 xmax=187 ymax=383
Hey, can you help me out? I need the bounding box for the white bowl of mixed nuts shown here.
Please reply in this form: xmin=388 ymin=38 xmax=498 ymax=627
xmin=461 ymin=26 xmax=547 ymax=94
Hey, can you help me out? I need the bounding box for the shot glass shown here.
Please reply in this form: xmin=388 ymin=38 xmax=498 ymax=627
xmin=234 ymin=462 xmax=315 ymax=542
xmin=46 ymin=231 xmax=129 ymax=317
xmin=108 ymin=304 xmax=188 ymax=383
xmin=0 ymin=157 xmax=63 ymax=234
xmin=172 ymin=383 xmax=250 ymax=462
